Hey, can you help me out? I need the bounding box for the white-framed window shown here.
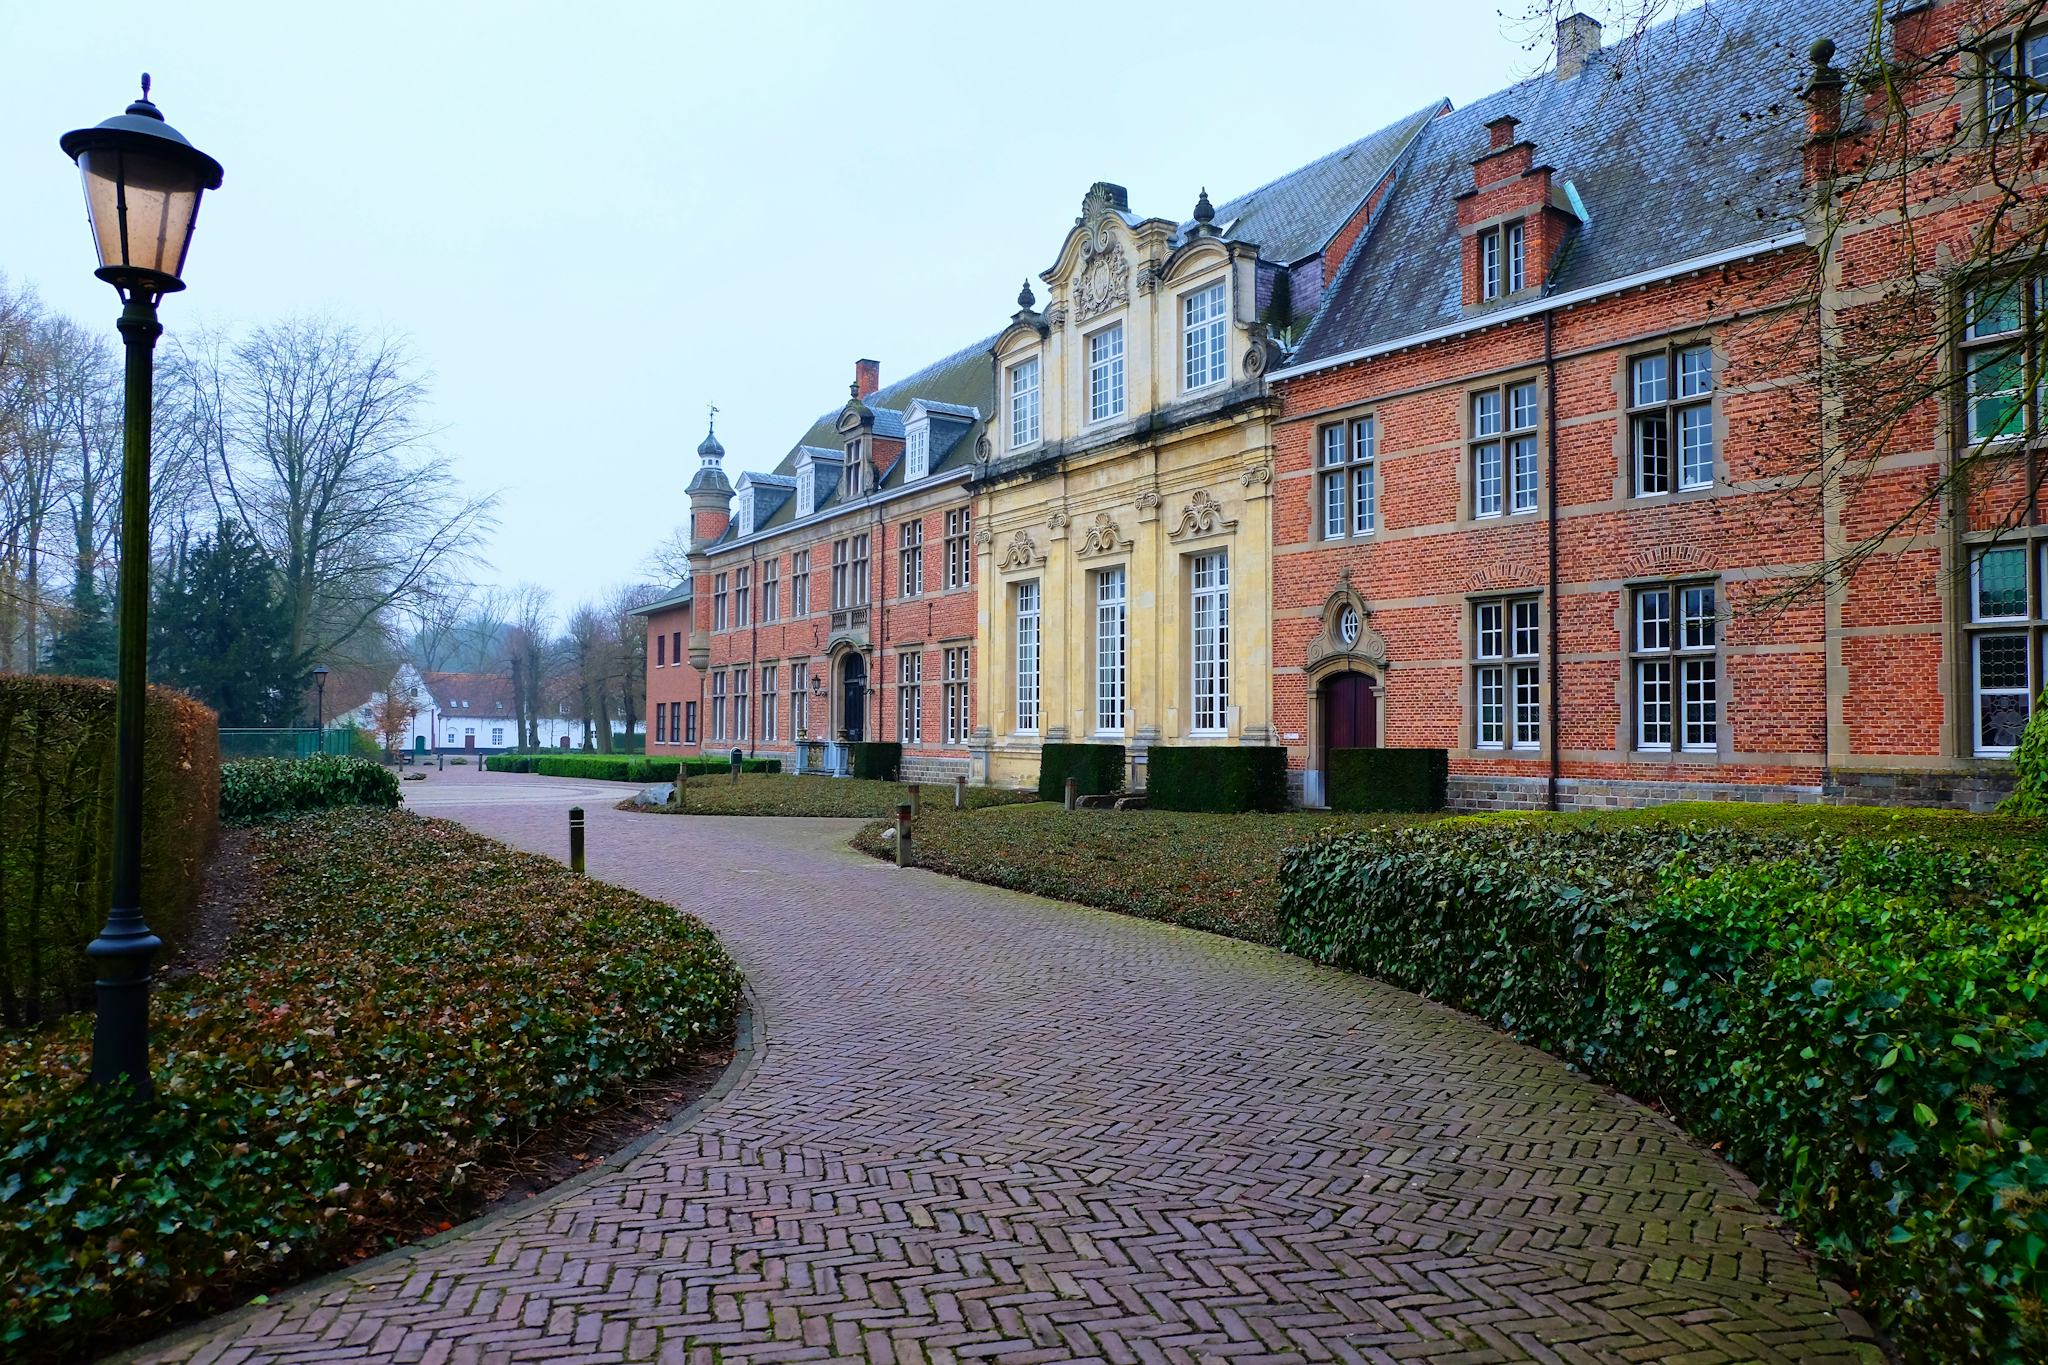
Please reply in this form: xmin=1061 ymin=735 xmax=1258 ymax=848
xmin=1633 ymin=581 xmax=1719 ymax=754
xmin=842 ymin=439 xmax=865 ymax=500
xmin=1190 ymin=550 xmax=1230 ymax=734
xmin=761 ymin=558 xmax=780 ymax=624
xmin=1630 ymin=342 xmax=1716 ymax=495
xmin=1963 ymin=282 xmax=2036 ymax=445
xmin=1094 ymin=566 xmax=1128 ymax=734
xmin=1473 ymin=595 xmax=1541 ymax=751
xmin=1985 ymin=28 xmax=2048 ymax=126
xmin=1182 ymin=280 xmax=1228 ymax=392
xmin=792 ymin=549 xmax=810 ymax=616
xmin=1009 ymin=355 xmax=1041 ymax=449
xmin=1014 ymin=580 xmax=1041 ymax=734
xmin=898 ymin=652 xmax=923 ymax=744
xmin=492 ymin=726 xmax=505 ymax=746
xmin=899 ymin=519 xmax=924 ymax=597
xmin=1967 ymin=541 xmax=2043 ymax=756
xmin=906 ymin=423 xmax=930 ymax=481
xmin=1471 ymin=380 xmax=1539 ymax=517
xmin=733 ymin=566 xmax=751 ymax=628
xmin=1088 ymin=323 xmax=1126 ymax=424
xmin=685 ymin=700 xmax=698 ymax=745
xmin=761 ymin=666 xmax=778 ymax=742
xmin=944 ymin=646 xmax=970 ymax=745
xmin=851 ymin=533 xmax=870 ymax=606
xmin=945 ymin=508 xmax=972 ymax=589
xmin=713 ymin=572 xmax=729 ymax=631
xmin=1318 ymin=416 xmax=1376 ymax=539
xmin=732 ymin=668 xmax=750 ymax=744
xmin=711 ymin=671 xmax=728 ymax=742
xmin=790 ymin=661 xmax=809 ymax=739
xmin=1479 ymin=221 xmax=1525 ymax=300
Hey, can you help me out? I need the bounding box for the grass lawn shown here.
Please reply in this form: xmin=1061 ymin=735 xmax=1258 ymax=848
xmin=638 ymin=773 xmax=1036 ymax=819
xmin=852 ymin=803 xmax=1434 ymax=943
xmin=0 ymin=807 xmax=739 ymax=1362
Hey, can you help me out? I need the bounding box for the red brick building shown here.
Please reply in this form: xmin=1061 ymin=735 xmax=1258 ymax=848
xmin=635 ymin=580 xmax=701 ymax=755
xmin=1267 ymin=0 xmax=2024 ymax=811
xmin=680 ymin=346 xmax=994 ymax=779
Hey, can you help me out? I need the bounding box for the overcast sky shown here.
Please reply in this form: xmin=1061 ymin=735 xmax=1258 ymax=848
xmin=3 ymin=0 xmax=1602 ymax=616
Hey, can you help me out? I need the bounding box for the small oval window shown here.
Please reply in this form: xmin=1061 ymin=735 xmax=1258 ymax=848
xmin=1337 ymin=604 xmax=1361 ymax=646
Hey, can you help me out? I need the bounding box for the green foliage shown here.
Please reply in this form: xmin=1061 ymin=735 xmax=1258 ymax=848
xmin=219 ymin=755 xmax=399 ymax=825
xmin=0 ymin=807 xmax=741 ymax=1361
xmin=2003 ymin=692 xmax=2048 ymax=815
xmin=0 ymin=676 xmax=218 ymax=1026
xmin=41 ymin=577 xmax=116 ymax=680
xmin=1146 ymin=745 xmax=1288 ymax=813
xmin=849 ymin=742 xmax=901 ymax=781
xmin=517 ymin=753 xmax=779 ymax=782
xmin=1326 ymin=747 xmax=1446 ymax=813
xmin=1037 ymin=743 xmax=1125 ymax=802
xmin=853 ymin=803 xmax=1425 ymax=942
xmin=1278 ymin=814 xmax=2048 ymax=1363
xmin=151 ymin=521 xmax=305 ymax=727
xmin=645 ymin=774 xmax=1031 ymax=819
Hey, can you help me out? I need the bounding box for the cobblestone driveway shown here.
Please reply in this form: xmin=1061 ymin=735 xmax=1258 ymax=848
xmin=148 ymin=775 xmax=1871 ymax=1365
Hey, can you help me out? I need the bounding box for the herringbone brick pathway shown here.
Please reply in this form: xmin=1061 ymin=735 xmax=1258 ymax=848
xmin=141 ymin=774 xmax=1874 ymax=1365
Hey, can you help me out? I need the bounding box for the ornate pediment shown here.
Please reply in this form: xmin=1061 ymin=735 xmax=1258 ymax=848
xmin=1306 ymin=575 xmax=1388 ymax=673
xmin=1075 ymin=512 xmax=1131 ymax=557
xmin=998 ymin=528 xmax=1043 ymax=571
xmin=1166 ymin=488 xmax=1238 ymax=541
xmin=1072 ymin=221 xmax=1131 ymax=323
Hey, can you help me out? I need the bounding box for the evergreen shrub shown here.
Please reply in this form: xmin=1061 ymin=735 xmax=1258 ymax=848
xmin=1326 ymin=747 xmax=1447 ymax=812
xmin=1037 ymin=743 xmax=1125 ymax=802
xmin=219 ymin=755 xmax=400 ymax=825
xmin=848 ymin=742 xmax=901 ymax=781
xmin=1146 ymin=745 xmax=1287 ymax=812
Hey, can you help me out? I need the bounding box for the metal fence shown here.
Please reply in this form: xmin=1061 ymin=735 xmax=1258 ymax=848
xmin=216 ymin=727 xmax=368 ymax=760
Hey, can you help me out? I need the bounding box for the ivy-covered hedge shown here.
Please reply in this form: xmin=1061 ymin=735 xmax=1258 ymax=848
xmin=1326 ymin=747 xmax=1446 ymax=813
xmin=1146 ymin=745 xmax=1287 ymax=813
xmin=1037 ymin=743 xmax=1125 ymax=802
xmin=0 ymin=807 xmax=741 ymax=1361
xmin=497 ymin=753 xmax=780 ymax=780
xmin=1279 ymin=819 xmax=2048 ymax=1363
xmin=219 ymin=754 xmax=399 ymax=824
xmin=2003 ymin=691 xmax=2048 ymax=815
xmin=0 ymin=676 xmax=219 ymax=1026
xmin=849 ymin=742 xmax=901 ymax=781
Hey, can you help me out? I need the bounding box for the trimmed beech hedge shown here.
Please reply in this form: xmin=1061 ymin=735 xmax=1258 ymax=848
xmin=219 ymin=755 xmax=399 ymax=824
xmin=849 ymin=742 xmax=901 ymax=781
xmin=1037 ymin=743 xmax=1125 ymax=802
xmin=1146 ymin=745 xmax=1287 ymax=813
xmin=492 ymin=753 xmax=780 ymax=780
xmin=1327 ymin=747 xmax=1446 ymax=813
xmin=0 ymin=807 xmax=740 ymax=1361
xmin=0 ymin=676 xmax=219 ymax=1026
xmin=1280 ymin=820 xmax=2048 ymax=1364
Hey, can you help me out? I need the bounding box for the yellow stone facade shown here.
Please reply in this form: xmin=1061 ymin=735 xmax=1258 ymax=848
xmin=970 ymin=183 xmax=1279 ymax=789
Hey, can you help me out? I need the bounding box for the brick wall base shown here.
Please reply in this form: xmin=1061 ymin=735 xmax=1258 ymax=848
xmin=901 ymin=755 xmax=971 ymax=783
xmin=1275 ymin=768 xmax=2018 ymax=814
xmin=1820 ymin=768 xmax=2015 ymax=813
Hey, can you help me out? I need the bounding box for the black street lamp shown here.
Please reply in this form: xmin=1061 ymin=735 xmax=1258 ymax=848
xmin=62 ymin=76 xmax=222 ymax=1097
xmin=313 ymin=664 xmax=329 ymax=751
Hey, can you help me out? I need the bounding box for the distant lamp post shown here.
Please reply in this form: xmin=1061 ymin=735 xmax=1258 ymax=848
xmin=62 ymin=75 xmax=222 ymax=1097
xmin=312 ymin=665 xmax=330 ymax=751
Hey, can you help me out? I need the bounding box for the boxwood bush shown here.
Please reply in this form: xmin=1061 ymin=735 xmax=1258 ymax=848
xmin=1279 ymin=817 xmax=2048 ymax=1363
xmin=849 ymin=742 xmax=901 ymax=781
xmin=505 ymin=753 xmax=780 ymax=781
xmin=1326 ymin=747 xmax=1446 ymax=812
xmin=0 ymin=676 xmax=219 ymax=1025
xmin=1146 ymin=745 xmax=1287 ymax=813
xmin=219 ymin=754 xmax=399 ymax=824
xmin=0 ymin=807 xmax=741 ymax=1361
xmin=1037 ymin=743 xmax=1125 ymax=802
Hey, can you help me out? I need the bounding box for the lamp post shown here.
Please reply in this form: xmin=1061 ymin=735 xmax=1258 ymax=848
xmin=312 ymin=665 xmax=329 ymax=752
xmin=62 ymin=76 xmax=222 ymax=1097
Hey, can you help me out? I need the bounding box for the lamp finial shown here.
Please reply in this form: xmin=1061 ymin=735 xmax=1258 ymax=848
xmin=141 ymin=73 xmax=151 ymax=100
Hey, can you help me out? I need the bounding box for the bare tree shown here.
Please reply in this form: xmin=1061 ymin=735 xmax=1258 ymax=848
xmin=174 ymin=314 xmax=499 ymax=667
xmin=644 ymin=525 xmax=694 ymax=587
xmin=605 ymin=582 xmax=656 ymax=746
xmin=506 ymin=584 xmax=555 ymax=749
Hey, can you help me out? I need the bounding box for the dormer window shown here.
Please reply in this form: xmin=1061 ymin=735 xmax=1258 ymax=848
xmin=796 ymin=467 xmax=815 ymax=518
xmin=1481 ymin=221 xmax=1525 ymax=300
xmin=842 ymin=439 xmax=865 ymax=499
xmin=1088 ymin=323 xmax=1126 ymax=423
xmin=905 ymin=423 xmax=929 ymax=481
xmin=1009 ymin=355 xmax=1041 ymax=449
xmin=1182 ymin=280 xmax=1228 ymax=392
xmin=1986 ymin=28 xmax=2048 ymax=126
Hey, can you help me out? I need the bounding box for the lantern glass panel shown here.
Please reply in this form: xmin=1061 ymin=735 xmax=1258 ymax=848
xmin=78 ymin=145 xmax=203 ymax=281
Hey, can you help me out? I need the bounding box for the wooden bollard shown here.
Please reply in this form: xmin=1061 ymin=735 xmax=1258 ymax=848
xmin=954 ymin=774 xmax=966 ymax=809
xmin=568 ymin=806 xmax=586 ymax=875
xmin=894 ymin=803 xmax=913 ymax=868
xmin=908 ymin=783 xmax=921 ymax=817
xmin=1064 ymin=776 xmax=1078 ymax=811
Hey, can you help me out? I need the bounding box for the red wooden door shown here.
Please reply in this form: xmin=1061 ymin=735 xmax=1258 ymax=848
xmin=1322 ymin=672 xmax=1378 ymax=755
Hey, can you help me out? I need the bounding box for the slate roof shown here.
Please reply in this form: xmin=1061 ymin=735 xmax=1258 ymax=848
xmin=632 ymin=581 xmax=692 ymax=615
xmin=1292 ymin=0 xmax=1865 ymax=368
xmin=1198 ymin=102 xmax=1445 ymax=265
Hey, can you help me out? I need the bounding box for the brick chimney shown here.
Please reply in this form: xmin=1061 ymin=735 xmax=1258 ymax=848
xmin=854 ymin=358 xmax=880 ymax=400
xmin=1556 ymin=13 xmax=1602 ymax=80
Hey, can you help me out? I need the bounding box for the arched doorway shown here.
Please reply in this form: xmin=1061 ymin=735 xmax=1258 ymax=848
xmin=840 ymin=652 xmax=867 ymax=742
xmin=1320 ymin=671 xmax=1378 ymax=763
